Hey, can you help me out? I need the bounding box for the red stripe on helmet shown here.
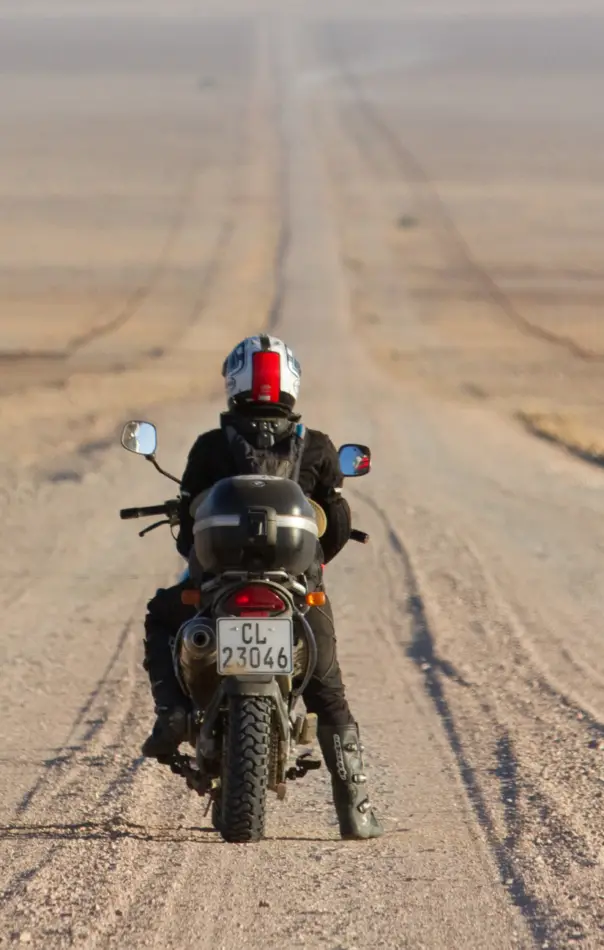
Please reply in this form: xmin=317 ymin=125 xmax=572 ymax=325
xmin=251 ymin=350 xmax=281 ymax=403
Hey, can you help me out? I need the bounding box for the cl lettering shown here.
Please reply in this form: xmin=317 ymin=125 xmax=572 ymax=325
xmin=241 ymin=623 xmax=253 ymax=644
xmin=241 ymin=623 xmax=268 ymax=645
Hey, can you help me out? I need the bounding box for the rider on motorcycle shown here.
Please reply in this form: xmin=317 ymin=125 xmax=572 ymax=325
xmin=142 ymin=334 xmax=383 ymax=840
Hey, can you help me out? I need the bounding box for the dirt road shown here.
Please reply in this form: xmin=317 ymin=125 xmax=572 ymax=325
xmin=1 ymin=3 xmax=603 ymax=948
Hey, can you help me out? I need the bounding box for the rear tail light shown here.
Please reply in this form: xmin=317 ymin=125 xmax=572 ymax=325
xmin=223 ymin=585 xmax=287 ymax=616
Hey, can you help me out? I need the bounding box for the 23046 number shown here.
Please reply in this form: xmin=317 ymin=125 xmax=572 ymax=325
xmin=220 ymin=645 xmax=290 ymax=671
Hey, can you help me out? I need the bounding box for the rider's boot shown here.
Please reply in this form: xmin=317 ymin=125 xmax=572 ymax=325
xmin=317 ymin=722 xmax=384 ymax=840
xmin=142 ymin=703 xmax=189 ymax=759
xmin=141 ymin=627 xmax=190 ymax=759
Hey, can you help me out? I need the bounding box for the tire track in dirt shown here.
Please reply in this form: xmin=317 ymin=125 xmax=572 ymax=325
xmin=452 ymin=529 xmax=604 ymax=732
xmin=0 ymin=174 xmax=237 ymax=399
xmin=0 ymin=156 xmax=225 ymax=382
xmin=350 ymin=485 xmax=604 ymax=948
xmin=13 ymin=620 xmax=134 ymax=818
xmin=1 ymin=0 xmax=287 ymax=843
xmin=63 ymin=162 xmax=221 ymax=357
xmin=0 ymin=601 xmax=223 ymax=947
xmin=311 ymin=49 xmax=604 ymax=940
xmin=0 ymin=15 xmax=288 ymax=482
xmin=322 ymin=25 xmax=604 ymax=365
xmin=0 ymin=619 xmax=139 ymax=927
xmin=108 ymin=15 xmax=299 ymax=939
xmin=53 ymin=20 xmax=297 ymax=948
xmin=0 ymin=26 xmax=262 ymax=402
xmin=75 ymin=21 xmax=382 ymax=949
xmin=113 ymin=493 xmax=528 ymax=950
xmin=348 ymin=487 xmax=551 ymax=949
xmin=265 ymin=17 xmax=292 ymax=333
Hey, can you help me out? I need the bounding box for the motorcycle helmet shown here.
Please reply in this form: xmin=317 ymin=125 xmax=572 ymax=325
xmin=222 ymin=334 xmax=301 ymax=416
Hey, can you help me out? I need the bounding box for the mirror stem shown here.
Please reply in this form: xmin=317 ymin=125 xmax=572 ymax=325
xmin=146 ymin=455 xmax=182 ymax=485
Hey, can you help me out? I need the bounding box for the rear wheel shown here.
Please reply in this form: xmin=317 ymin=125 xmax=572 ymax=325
xmin=220 ymin=695 xmax=272 ymax=843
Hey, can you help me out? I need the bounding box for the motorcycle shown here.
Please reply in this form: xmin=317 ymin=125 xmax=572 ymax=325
xmin=118 ymin=419 xmax=371 ymax=843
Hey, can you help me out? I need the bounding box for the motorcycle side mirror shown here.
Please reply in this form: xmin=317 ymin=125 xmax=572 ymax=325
xmin=120 ymin=420 xmax=182 ymax=485
xmin=121 ymin=420 xmax=158 ymax=458
xmin=338 ymin=443 xmax=371 ymax=477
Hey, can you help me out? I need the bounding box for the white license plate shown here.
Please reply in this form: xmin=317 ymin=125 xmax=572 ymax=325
xmin=216 ymin=618 xmax=294 ymax=675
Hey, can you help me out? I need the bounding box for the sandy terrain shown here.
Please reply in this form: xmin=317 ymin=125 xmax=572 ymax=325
xmin=1 ymin=3 xmax=603 ymax=948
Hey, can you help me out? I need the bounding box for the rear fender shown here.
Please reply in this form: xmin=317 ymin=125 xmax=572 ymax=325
xmin=196 ymin=675 xmax=290 ymax=761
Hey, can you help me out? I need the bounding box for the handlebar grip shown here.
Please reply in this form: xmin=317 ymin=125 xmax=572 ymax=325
xmin=350 ymin=528 xmax=369 ymax=544
xmin=120 ymin=508 xmax=142 ymax=520
xmin=120 ymin=504 xmax=170 ymax=520
xmin=141 ymin=504 xmax=171 ymax=516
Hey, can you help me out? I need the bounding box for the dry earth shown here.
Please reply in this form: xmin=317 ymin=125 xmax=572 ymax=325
xmin=1 ymin=2 xmax=603 ymax=949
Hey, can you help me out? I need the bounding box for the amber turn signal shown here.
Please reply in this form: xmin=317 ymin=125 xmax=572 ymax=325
xmin=306 ymin=591 xmax=326 ymax=607
xmin=181 ymin=590 xmax=201 ymax=606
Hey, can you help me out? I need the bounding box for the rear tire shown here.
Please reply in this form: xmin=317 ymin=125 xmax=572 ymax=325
xmin=220 ymin=695 xmax=272 ymax=843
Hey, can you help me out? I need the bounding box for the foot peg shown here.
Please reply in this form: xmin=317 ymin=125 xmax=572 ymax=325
xmin=285 ymin=750 xmax=322 ymax=781
xmin=156 ymin=751 xmax=209 ymax=796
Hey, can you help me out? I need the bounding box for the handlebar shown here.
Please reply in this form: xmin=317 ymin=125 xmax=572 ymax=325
xmin=350 ymin=529 xmax=369 ymax=544
xmin=120 ymin=502 xmax=175 ymax=520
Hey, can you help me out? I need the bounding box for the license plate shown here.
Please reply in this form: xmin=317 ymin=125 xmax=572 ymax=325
xmin=216 ymin=618 xmax=294 ymax=675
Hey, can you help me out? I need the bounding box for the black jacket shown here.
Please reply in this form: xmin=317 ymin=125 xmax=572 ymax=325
xmin=176 ymin=426 xmax=351 ymax=564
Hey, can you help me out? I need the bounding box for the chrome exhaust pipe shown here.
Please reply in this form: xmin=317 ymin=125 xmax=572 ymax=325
xmin=180 ymin=617 xmax=216 ymax=661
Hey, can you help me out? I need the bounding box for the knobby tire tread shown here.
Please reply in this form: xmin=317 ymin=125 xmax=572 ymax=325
xmin=221 ymin=695 xmax=272 ymax=843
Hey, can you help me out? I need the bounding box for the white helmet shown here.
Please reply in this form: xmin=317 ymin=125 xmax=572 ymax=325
xmin=222 ymin=334 xmax=301 ymax=413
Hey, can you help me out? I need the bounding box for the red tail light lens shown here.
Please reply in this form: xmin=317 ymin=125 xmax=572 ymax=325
xmin=223 ymin=585 xmax=286 ymax=615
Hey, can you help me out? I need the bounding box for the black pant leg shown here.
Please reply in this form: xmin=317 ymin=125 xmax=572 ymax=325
xmin=300 ymin=595 xmax=355 ymax=728
xmin=144 ymin=581 xmax=195 ymax=709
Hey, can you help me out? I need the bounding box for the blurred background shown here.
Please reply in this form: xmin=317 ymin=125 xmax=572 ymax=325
xmin=2 ymin=0 xmax=603 ymax=466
